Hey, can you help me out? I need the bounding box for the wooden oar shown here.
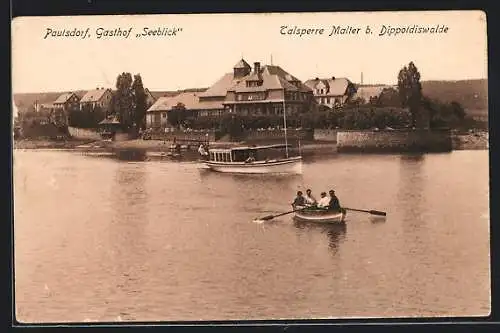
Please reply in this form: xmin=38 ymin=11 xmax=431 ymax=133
xmin=343 ymin=207 xmax=387 ymax=216
xmin=257 ymin=206 xmax=309 ymax=221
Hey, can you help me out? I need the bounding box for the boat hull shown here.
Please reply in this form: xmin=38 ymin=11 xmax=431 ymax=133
xmin=294 ymin=208 xmax=346 ymax=224
xmin=204 ymin=156 xmax=302 ymax=174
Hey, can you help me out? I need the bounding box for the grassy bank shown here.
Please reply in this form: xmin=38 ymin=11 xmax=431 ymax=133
xmin=452 ymin=131 xmax=489 ymax=150
xmin=14 ymin=138 xmax=98 ymax=149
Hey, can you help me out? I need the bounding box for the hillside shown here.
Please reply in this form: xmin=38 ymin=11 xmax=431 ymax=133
xmin=149 ymin=88 xmax=208 ymax=100
xmin=421 ymin=79 xmax=488 ymax=110
xmin=13 ymin=90 xmax=87 ymax=111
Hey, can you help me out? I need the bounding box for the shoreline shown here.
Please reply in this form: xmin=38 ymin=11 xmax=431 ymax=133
xmin=13 ymin=131 xmax=488 ymax=152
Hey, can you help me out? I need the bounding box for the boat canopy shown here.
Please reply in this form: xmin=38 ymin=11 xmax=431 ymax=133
xmin=230 ymin=144 xmax=291 ymax=151
xmin=209 ymin=144 xmax=291 ymax=154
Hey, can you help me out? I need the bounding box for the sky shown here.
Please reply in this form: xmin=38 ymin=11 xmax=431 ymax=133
xmin=11 ymin=10 xmax=488 ymax=93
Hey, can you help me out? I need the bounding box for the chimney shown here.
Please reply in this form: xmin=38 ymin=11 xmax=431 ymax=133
xmin=315 ymin=77 xmax=319 ymax=81
xmin=254 ymin=62 xmax=261 ymax=74
xmin=331 ymin=76 xmax=336 ymax=80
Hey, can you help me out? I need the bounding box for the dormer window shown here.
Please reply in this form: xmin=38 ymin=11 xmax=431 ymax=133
xmin=246 ymin=80 xmax=263 ymax=88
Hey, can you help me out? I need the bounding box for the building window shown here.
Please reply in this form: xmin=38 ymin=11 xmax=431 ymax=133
xmin=327 ymin=97 xmax=331 ymax=104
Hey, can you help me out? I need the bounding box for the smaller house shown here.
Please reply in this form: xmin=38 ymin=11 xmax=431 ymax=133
xmin=353 ymin=85 xmax=397 ymax=104
xmin=304 ymin=77 xmax=357 ymax=109
xmin=146 ymin=92 xmax=201 ymax=129
xmin=146 ymin=91 xmax=225 ymax=129
xmin=51 ymin=92 xmax=81 ymax=125
xmin=80 ymin=88 xmax=113 ymax=111
xmin=53 ymin=92 xmax=81 ymax=111
xmin=36 ymin=103 xmax=55 ymax=113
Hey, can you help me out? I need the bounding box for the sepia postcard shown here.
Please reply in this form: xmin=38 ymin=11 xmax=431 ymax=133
xmin=12 ymin=10 xmax=490 ymax=324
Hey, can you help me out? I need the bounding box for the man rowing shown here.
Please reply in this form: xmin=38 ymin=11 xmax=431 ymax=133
xmin=328 ymin=189 xmax=346 ymax=214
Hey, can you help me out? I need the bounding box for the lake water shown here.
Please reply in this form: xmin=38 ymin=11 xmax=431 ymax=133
xmin=13 ymin=149 xmax=490 ymax=323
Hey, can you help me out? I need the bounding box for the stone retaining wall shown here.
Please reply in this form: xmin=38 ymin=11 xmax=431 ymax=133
xmin=244 ymin=129 xmax=313 ymax=141
xmin=313 ymin=129 xmax=338 ymax=142
xmin=337 ymin=129 xmax=452 ymax=153
xmin=149 ymin=130 xmax=216 ymax=142
xmin=68 ymin=127 xmax=101 ymax=141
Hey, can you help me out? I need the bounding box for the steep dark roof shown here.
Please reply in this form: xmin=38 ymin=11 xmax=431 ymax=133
xmin=233 ymin=59 xmax=251 ymax=69
xmin=53 ymin=92 xmax=78 ymax=104
xmin=228 ymin=65 xmax=312 ymax=93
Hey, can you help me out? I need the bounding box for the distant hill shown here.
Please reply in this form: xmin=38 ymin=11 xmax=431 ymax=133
xmin=13 ymin=90 xmax=87 ymax=112
xmin=13 ymin=88 xmax=209 ymax=114
xmin=356 ymin=79 xmax=487 ymax=119
xmin=421 ymin=79 xmax=488 ymax=110
xmin=13 ymin=80 xmax=487 ymax=117
xmin=149 ymin=88 xmax=208 ymax=100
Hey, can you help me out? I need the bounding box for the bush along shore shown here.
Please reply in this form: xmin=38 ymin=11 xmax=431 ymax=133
xmin=451 ymin=130 xmax=489 ymax=150
xmin=13 ymin=129 xmax=488 ymax=152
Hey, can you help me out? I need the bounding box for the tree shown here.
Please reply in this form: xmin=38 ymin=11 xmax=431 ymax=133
xmin=422 ymin=97 xmax=468 ymax=129
xmin=111 ymin=72 xmax=134 ymax=128
xmin=132 ymin=74 xmax=147 ymax=130
xmin=398 ymin=62 xmax=423 ymax=128
xmin=450 ymin=101 xmax=466 ymax=121
xmin=167 ymin=103 xmax=187 ymax=128
xmin=377 ymin=87 xmax=401 ymax=107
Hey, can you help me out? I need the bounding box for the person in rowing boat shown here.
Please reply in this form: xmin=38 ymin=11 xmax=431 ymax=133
xmin=328 ymin=189 xmax=346 ymax=214
xmin=304 ymin=189 xmax=317 ymax=206
xmin=198 ymin=143 xmax=209 ymax=160
xmin=317 ymin=192 xmax=330 ymax=209
xmin=291 ymin=191 xmax=306 ymax=209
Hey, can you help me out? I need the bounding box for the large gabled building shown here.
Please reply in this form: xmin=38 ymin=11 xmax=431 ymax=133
xmin=145 ymin=58 xmax=315 ymax=129
xmin=223 ymin=61 xmax=314 ymax=117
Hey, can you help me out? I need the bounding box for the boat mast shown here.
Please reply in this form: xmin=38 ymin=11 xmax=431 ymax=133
xmin=282 ymin=88 xmax=289 ymax=158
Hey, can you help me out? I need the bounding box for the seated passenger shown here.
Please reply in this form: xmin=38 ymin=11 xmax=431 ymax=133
xmin=317 ymin=192 xmax=330 ymax=209
xmin=291 ymin=191 xmax=306 ymax=209
xmin=245 ymin=153 xmax=256 ymax=163
xmin=304 ymin=189 xmax=317 ymax=206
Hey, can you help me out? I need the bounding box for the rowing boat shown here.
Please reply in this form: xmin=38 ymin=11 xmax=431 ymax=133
xmin=293 ymin=206 xmax=346 ymax=224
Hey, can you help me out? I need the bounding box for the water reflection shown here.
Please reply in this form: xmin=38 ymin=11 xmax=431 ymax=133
xmin=106 ymin=163 xmax=149 ymax=319
xmin=400 ymin=153 xmax=425 ymax=162
xmin=293 ymin=221 xmax=347 ymax=255
xmin=398 ymin=153 xmax=426 ymax=225
xmin=114 ymin=149 xmax=148 ymax=162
